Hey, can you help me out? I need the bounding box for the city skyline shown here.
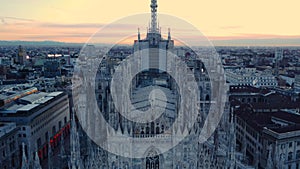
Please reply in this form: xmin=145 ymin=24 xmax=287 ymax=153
xmin=1 ymin=0 xmax=300 ymax=46
xmin=1 ymin=0 xmax=300 ymax=168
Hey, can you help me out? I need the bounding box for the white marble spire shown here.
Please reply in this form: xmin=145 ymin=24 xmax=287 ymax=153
xmin=150 ymin=0 xmax=158 ymax=33
xmin=21 ymin=143 xmax=29 ymax=169
xmin=138 ymin=28 xmax=141 ymax=41
xmin=70 ymin=109 xmax=83 ymax=169
xmin=48 ymin=137 xmax=53 ymax=169
xmin=34 ymin=151 xmax=42 ymax=169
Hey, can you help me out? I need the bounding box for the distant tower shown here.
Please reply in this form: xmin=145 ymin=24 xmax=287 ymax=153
xmin=17 ymin=45 xmax=26 ymax=65
xmin=274 ymin=48 xmax=283 ymax=77
xmin=67 ymin=47 xmax=71 ymax=65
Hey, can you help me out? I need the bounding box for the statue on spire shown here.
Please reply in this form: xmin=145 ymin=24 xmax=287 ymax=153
xmin=150 ymin=0 xmax=158 ymax=33
xmin=138 ymin=28 xmax=141 ymax=41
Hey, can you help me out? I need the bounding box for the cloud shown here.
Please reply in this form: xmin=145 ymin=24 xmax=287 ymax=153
xmin=0 ymin=16 xmax=35 ymax=25
xmin=39 ymin=23 xmax=105 ymax=28
xmin=0 ymin=17 xmax=141 ymax=43
xmin=1 ymin=18 xmax=6 ymax=24
xmin=211 ymin=38 xmax=300 ymax=46
xmin=219 ymin=26 xmax=242 ymax=30
xmin=1 ymin=16 xmax=300 ymax=46
xmin=3 ymin=16 xmax=35 ymax=22
xmin=236 ymin=33 xmax=300 ymax=39
xmin=22 ymin=34 xmax=88 ymax=39
xmin=0 ymin=15 xmax=138 ymax=30
xmin=38 ymin=23 xmax=139 ymax=30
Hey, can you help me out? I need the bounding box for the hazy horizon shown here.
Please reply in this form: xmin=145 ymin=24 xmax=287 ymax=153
xmin=2 ymin=38 xmax=300 ymax=47
xmin=1 ymin=0 xmax=300 ymax=46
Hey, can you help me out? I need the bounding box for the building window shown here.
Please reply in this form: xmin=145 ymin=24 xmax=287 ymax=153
xmin=52 ymin=126 xmax=56 ymax=135
xmin=205 ymin=95 xmax=210 ymax=101
xmin=288 ymin=152 xmax=293 ymax=161
xmin=289 ymin=142 xmax=293 ymax=148
xmin=9 ymin=141 xmax=15 ymax=152
xmin=2 ymin=150 xmax=6 ymax=157
xmin=161 ymin=125 xmax=164 ymax=133
xmin=156 ymin=127 xmax=160 ymax=134
xmin=37 ymin=138 xmax=42 ymax=148
xmin=45 ymin=132 xmax=49 ymax=141
xmin=11 ymin=156 xmax=15 ymax=167
xmin=296 ymin=150 xmax=300 ymax=159
xmin=280 ymin=153 xmax=285 ymax=161
xmin=247 ymin=98 xmax=251 ymax=102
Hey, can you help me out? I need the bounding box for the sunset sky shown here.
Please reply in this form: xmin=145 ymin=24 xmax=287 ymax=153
xmin=1 ymin=0 xmax=300 ymax=45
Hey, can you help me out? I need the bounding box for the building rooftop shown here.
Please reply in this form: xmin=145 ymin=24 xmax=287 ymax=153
xmin=229 ymin=85 xmax=270 ymax=95
xmin=0 ymin=91 xmax=64 ymax=115
xmin=235 ymin=104 xmax=300 ymax=134
xmin=17 ymin=104 xmax=40 ymax=111
xmin=0 ymin=86 xmax=38 ymax=107
xmin=19 ymin=92 xmax=48 ymax=104
xmin=0 ymin=122 xmax=17 ymax=138
xmin=131 ymin=85 xmax=176 ymax=114
xmin=230 ymin=85 xmax=300 ymax=111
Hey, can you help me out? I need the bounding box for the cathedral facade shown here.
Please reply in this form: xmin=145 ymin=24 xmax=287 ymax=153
xmin=69 ymin=0 xmax=234 ymax=168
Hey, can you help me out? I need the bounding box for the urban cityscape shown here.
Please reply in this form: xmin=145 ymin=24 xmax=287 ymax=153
xmin=1 ymin=0 xmax=300 ymax=169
